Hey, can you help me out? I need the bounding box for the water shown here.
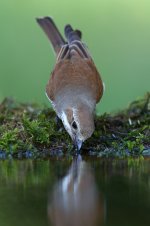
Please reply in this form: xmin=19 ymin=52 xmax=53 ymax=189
xmin=0 ymin=0 xmax=150 ymax=113
xmin=0 ymin=157 xmax=150 ymax=226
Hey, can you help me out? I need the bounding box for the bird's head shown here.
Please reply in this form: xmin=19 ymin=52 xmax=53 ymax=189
xmin=61 ymin=104 xmax=95 ymax=151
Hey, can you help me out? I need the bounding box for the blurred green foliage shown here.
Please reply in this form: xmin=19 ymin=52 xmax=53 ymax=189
xmin=0 ymin=0 xmax=150 ymax=113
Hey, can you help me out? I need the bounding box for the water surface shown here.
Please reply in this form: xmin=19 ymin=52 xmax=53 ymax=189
xmin=0 ymin=157 xmax=150 ymax=226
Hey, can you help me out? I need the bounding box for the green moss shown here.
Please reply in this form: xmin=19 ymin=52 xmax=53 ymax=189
xmin=0 ymin=93 xmax=149 ymax=158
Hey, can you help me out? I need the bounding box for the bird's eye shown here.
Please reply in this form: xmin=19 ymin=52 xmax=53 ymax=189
xmin=72 ymin=121 xmax=77 ymax=130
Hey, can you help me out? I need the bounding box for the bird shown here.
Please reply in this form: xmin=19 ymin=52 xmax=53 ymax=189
xmin=36 ymin=17 xmax=104 ymax=152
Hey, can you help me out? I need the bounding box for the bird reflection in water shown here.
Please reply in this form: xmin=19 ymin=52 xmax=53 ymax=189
xmin=48 ymin=155 xmax=105 ymax=226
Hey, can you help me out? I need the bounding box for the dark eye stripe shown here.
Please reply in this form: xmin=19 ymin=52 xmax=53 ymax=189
xmin=72 ymin=121 xmax=77 ymax=130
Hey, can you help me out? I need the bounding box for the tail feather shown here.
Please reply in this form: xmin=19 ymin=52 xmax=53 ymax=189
xmin=65 ymin=25 xmax=81 ymax=44
xmin=36 ymin=17 xmax=65 ymax=54
xmin=74 ymin=29 xmax=82 ymax=39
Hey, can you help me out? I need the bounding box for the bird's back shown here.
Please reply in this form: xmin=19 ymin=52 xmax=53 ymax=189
xmin=46 ymin=51 xmax=103 ymax=105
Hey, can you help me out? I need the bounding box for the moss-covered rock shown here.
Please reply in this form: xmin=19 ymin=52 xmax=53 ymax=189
xmin=0 ymin=93 xmax=149 ymax=159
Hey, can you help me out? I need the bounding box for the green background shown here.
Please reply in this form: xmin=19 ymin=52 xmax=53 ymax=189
xmin=0 ymin=0 xmax=149 ymax=113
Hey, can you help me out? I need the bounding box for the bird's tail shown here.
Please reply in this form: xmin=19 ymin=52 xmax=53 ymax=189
xmin=36 ymin=17 xmax=65 ymax=54
xmin=64 ymin=25 xmax=82 ymax=44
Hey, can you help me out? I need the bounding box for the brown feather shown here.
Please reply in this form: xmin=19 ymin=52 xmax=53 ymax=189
xmin=46 ymin=54 xmax=103 ymax=103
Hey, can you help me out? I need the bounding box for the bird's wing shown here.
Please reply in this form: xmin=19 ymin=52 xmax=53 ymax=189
xmin=85 ymin=59 xmax=103 ymax=103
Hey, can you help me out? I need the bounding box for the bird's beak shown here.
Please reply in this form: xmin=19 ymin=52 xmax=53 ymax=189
xmin=74 ymin=137 xmax=83 ymax=152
